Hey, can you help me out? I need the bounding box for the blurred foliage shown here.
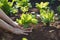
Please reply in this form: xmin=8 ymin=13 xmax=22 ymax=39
xmin=58 ymin=16 xmax=60 ymax=20
xmin=36 ymin=2 xmax=55 ymax=25
xmin=57 ymin=5 xmax=60 ymax=15
xmin=50 ymin=0 xmax=55 ymax=4
xmin=15 ymin=0 xmax=32 ymax=13
xmin=0 ymin=0 xmax=18 ymax=16
xmin=16 ymin=13 xmax=38 ymax=28
xmin=0 ymin=0 xmax=32 ymax=15
xmin=22 ymin=37 xmax=28 ymax=40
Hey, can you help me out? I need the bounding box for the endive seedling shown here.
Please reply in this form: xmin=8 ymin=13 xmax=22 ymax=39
xmin=15 ymin=0 xmax=32 ymax=13
xmin=16 ymin=13 xmax=38 ymax=28
xmin=40 ymin=9 xmax=54 ymax=25
xmin=36 ymin=2 xmax=49 ymax=10
xmin=0 ymin=0 xmax=18 ymax=15
xmin=20 ymin=6 xmax=29 ymax=13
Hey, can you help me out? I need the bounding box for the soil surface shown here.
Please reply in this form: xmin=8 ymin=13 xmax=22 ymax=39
xmin=0 ymin=0 xmax=60 ymax=40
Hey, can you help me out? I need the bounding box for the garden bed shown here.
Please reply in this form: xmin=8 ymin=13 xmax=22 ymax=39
xmin=0 ymin=0 xmax=60 ymax=40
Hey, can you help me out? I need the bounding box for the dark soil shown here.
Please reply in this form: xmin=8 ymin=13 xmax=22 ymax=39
xmin=6 ymin=26 xmax=60 ymax=40
xmin=0 ymin=0 xmax=60 ymax=40
xmin=0 ymin=21 xmax=60 ymax=40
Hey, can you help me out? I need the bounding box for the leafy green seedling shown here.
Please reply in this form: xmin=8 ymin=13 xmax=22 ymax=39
xmin=36 ymin=2 xmax=49 ymax=10
xmin=0 ymin=0 xmax=18 ymax=15
xmin=15 ymin=0 xmax=32 ymax=13
xmin=40 ymin=9 xmax=54 ymax=25
xmin=16 ymin=13 xmax=38 ymax=28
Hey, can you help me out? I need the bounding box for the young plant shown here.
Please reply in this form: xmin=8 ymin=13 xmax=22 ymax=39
xmin=57 ymin=5 xmax=60 ymax=15
xmin=40 ymin=9 xmax=54 ymax=26
xmin=15 ymin=0 xmax=32 ymax=13
xmin=0 ymin=0 xmax=18 ymax=16
xmin=36 ymin=2 xmax=49 ymax=16
xmin=36 ymin=2 xmax=49 ymax=10
xmin=16 ymin=13 xmax=38 ymax=28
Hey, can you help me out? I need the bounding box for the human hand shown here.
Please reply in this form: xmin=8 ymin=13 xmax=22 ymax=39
xmin=13 ymin=22 xmax=33 ymax=32
xmin=22 ymin=27 xmax=33 ymax=31
xmin=11 ymin=28 xmax=32 ymax=35
xmin=12 ymin=22 xmax=21 ymax=28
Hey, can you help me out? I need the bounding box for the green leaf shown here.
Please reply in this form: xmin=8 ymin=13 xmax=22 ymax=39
xmin=36 ymin=2 xmax=49 ymax=9
xmin=0 ymin=2 xmax=3 ymax=8
xmin=40 ymin=9 xmax=54 ymax=24
xmin=22 ymin=38 xmax=28 ymax=40
xmin=16 ymin=13 xmax=38 ymax=28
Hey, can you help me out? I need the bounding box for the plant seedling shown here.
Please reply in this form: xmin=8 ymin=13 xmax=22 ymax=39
xmin=15 ymin=0 xmax=32 ymax=13
xmin=36 ymin=2 xmax=49 ymax=10
xmin=40 ymin=9 xmax=54 ymax=26
xmin=16 ymin=13 xmax=38 ymax=28
xmin=0 ymin=0 xmax=18 ymax=15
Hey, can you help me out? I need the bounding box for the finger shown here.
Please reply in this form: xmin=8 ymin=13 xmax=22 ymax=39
xmin=24 ymin=30 xmax=32 ymax=32
xmin=24 ymin=28 xmax=33 ymax=32
xmin=20 ymin=27 xmax=24 ymax=30
xmin=21 ymin=33 xmax=28 ymax=35
xmin=25 ymin=28 xmax=31 ymax=30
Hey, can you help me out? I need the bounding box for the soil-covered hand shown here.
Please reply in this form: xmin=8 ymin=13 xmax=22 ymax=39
xmin=11 ymin=28 xmax=32 ymax=35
